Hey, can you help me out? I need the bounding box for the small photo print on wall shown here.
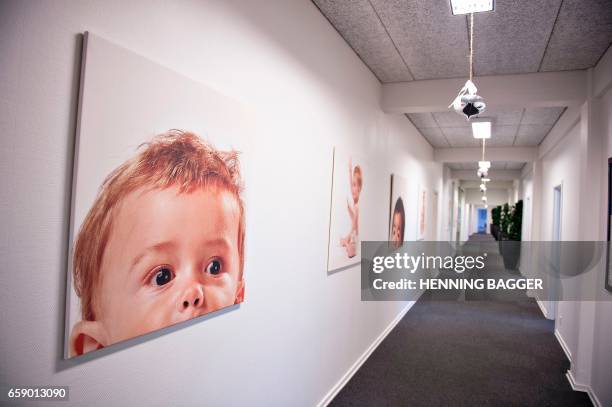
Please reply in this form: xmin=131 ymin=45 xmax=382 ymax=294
xmin=65 ymin=33 xmax=253 ymax=358
xmin=389 ymin=174 xmax=409 ymax=249
xmin=417 ymin=186 xmax=427 ymax=240
xmin=327 ymin=147 xmax=370 ymax=272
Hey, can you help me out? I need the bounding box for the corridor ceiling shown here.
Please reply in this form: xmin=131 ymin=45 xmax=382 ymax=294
xmin=313 ymin=0 xmax=611 ymax=151
xmin=408 ymin=106 xmax=564 ymax=147
xmin=447 ymin=161 xmax=525 ymax=170
xmin=313 ymin=0 xmax=612 ymax=82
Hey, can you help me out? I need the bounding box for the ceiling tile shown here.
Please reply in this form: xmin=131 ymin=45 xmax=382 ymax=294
xmin=505 ymin=162 xmax=526 ymax=170
xmin=442 ymin=127 xmax=480 ymax=147
xmin=313 ymin=0 xmax=414 ymax=82
xmin=540 ymin=0 xmax=612 ymax=71
xmin=514 ymin=134 xmax=543 ymax=146
xmin=369 ymin=0 xmax=470 ymax=79
xmin=520 ymin=107 xmax=565 ymax=125
xmin=490 ymin=162 xmax=507 ymax=170
xmin=315 ymin=0 xmax=610 ymax=82
xmin=492 ymin=125 xmax=518 ymax=138
xmin=446 ymin=163 xmax=463 ymax=170
xmin=478 ymin=108 xmax=523 ymax=125
xmin=432 ymin=111 xmax=470 ymax=127
xmin=487 ymin=134 xmax=516 ymax=147
xmin=419 ymin=127 xmax=450 ymax=147
xmin=517 ymin=123 xmax=553 ymax=143
xmin=473 ymin=0 xmax=561 ymax=75
xmin=407 ymin=112 xmax=437 ymax=128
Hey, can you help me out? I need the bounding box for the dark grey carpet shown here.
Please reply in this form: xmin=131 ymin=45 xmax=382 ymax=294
xmin=331 ymin=235 xmax=592 ymax=407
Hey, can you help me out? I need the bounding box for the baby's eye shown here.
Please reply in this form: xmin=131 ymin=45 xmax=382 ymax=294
xmin=150 ymin=267 xmax=174 ymax=286
xmin=205 ymin=259 xmax=222 ymax=275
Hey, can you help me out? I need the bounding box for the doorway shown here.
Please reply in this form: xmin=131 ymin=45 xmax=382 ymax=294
xmin=477 ymin=208 xmax=487 ymax=233
xmin=553 ymin=185 xmax=562 ymax=241
xmin=549 ymin=184 xmax=563 ymax=320
xmin=432 ymin=191 xmax=439 ymax=241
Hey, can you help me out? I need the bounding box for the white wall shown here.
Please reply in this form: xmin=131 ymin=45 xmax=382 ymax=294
xmin=526 ymin=60 xmax=612 ymax=405
xmin=0 ymin=1 xmax=443 ymax=406
xmin=519 ymin=167 xmax=533 ymax=241
xmin=539 ymin=121 xmax=582 ymax=358
xmin=591 ymin=85 xmax=612 ymax=407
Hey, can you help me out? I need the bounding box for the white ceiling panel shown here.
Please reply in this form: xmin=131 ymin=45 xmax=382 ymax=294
xmin=408 ymin=106 xmax=565 ymax=148
xmin=521 ymin=107 xmax=565 ymax=125
xmin=514 ymin=135 xmax=542 ymax=147
xmin=472 ymin=0 xmax=561 ymax=75
xmin=453 ymin=161 xmax=525 ymax=171
xmin=315 ymin=0 xmax=611 ymax=82
xmin=446 ymin=162 xmax=463 ymax=170
xmin=369 ymin=0 xmax=470 ymax=79
xmin=505 ymin=162 xmax=526 ymax=170
xmin=518 ymin=123 xmax=552 ymax=141
xmin=487 ymin=134 xmax=516 ymax=147
xmin=492 ymin=125 xmax=518 ymax=138
xmin=432 ymin=111 xmax=470 ymax=127
xmin=419 ymin=127 xmax=450 ymax=147
xmin=443 ymin=127 xmax=480 ymax=147
xmin=478 ymin=108 xmax=523 ymax=126
xmin=540 ymin=0 xmax=612 ymax=71
xmin=313 ymin=0 xmax=414 ymax=82
xmin=407 ymin=112 xmax=437 ymax=128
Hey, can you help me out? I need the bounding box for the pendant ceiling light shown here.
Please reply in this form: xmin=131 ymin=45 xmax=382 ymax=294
xmin=449 ymin=12 xmax=486 ymax=120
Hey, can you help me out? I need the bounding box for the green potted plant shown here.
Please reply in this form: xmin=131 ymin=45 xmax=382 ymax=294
xmin=500 ymin=200 xmax=523 ymax=270
xmin=491 ymin=205 xmax=501 ymax=240
xmin=500 ymin=203 xmax=511 ymax=238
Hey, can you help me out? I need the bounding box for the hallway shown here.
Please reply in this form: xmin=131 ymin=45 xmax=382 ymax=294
xmin=331 ymin=235 xmax=591 ymax=406
xmin=1 ymin=1 xmax=610 ymax=406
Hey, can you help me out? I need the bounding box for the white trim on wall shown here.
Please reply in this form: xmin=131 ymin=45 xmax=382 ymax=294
xmin=317 ymin=302 xmax=414 ymax=407
xmin=566 ymin=371 xmax=602 ymax=407
xmin=554 ymin=329 xmax=572 ymax=361
xmin=536 ymin=299 xmax=549 ymax=319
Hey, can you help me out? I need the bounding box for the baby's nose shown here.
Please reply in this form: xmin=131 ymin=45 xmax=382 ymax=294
xmin=180 ymin=285 xmax=204 ymax=311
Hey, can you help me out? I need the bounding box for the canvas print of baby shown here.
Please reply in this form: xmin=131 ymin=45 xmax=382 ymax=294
xmin=327 ymin=148 xmax=367 ymax=272
xmin=340 ymin=159 xmax=362 ymax=258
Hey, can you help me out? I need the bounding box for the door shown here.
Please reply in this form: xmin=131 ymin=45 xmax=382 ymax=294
xmin=432 ymin=191 xmax=439 ymax=241
xmin=477 ymin=208 xmax=487 ymax=233
xmin=549 ymin=184 xmax=563 ymax=320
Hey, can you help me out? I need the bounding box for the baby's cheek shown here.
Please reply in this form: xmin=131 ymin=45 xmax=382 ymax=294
xmin=105 ymin=294 xmax=178 ymax=343
xmin=204 ymin=279 xmax=238 ymax=311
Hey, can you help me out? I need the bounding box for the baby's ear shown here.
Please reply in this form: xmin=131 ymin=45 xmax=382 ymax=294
xmin=234 ymin=279 xmax=245 ymax=304
xmin=69 ymin=320 xmax=107 ymax=357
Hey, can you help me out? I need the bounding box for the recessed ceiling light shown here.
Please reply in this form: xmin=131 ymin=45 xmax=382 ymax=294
xmin=450 ymin=0 xmax=494 ymax=15
xmin=472 ymin=120 xmax=491 ymax=139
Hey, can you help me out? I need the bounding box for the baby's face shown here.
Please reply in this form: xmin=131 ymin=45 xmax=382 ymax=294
xmin=93 ymin=185 xmax=243 ymax=345
xmin=391 ymin=212 xmax=403 ymax=244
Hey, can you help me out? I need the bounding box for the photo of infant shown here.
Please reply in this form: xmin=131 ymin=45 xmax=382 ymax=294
xmin=327 ymin=148 xmax=370 ymax=272
xmin=390 ymin=197 xmax=405 ymax=249
xmin=389 ymin=174 xmax=409 ymax=248
xmin=339 ymin=159 xmax=362 ymax=258
xmin=69 ymin=131 xmax=245 ymax=356
xmin=65 ymin=33 xmax=253 ymax=358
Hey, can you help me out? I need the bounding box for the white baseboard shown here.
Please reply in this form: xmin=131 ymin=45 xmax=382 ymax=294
xmin=536 ymin=299 xmax=548 ymax=319
xmin=316 ymin=302 xmax=414 ymax=407
xmin=554 ymin=329 xmax=572 ymax=362
xmin=566 ymin=370 xmax=602 ymax=407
